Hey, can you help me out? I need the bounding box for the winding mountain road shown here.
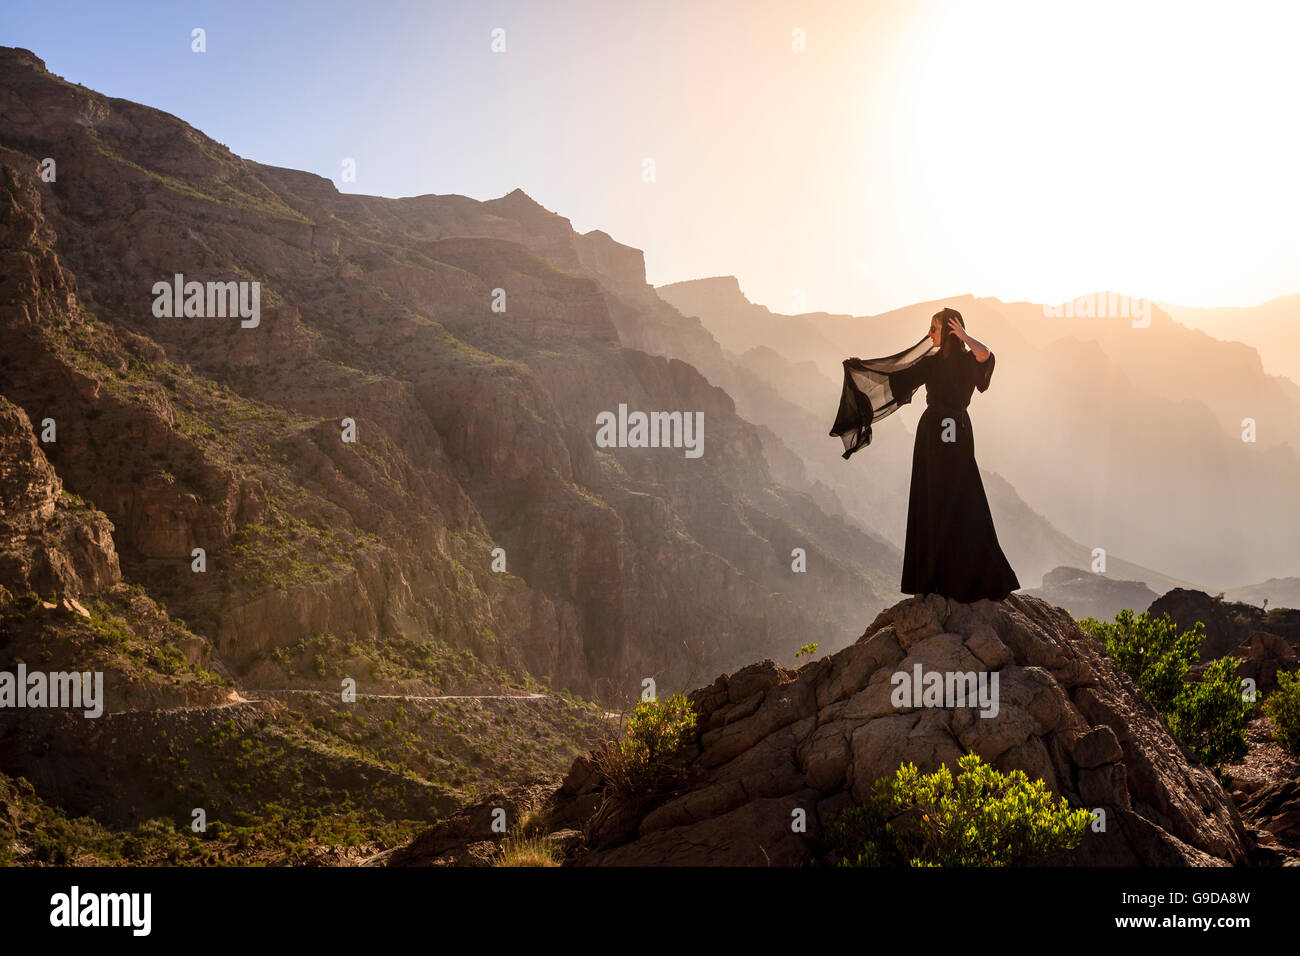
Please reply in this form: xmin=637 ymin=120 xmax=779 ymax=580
xmin=240 ymin=689 xmax=552 ymax=703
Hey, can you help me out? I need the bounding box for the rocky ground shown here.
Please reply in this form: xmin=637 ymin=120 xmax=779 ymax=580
xmin=1225 ymin=718 xmax=1300 ymax=863
xmin=367 ymin=592 xmax=1300 ymax=867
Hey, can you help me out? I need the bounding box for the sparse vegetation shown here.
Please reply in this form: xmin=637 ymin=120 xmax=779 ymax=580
xmin=1167 ymin=656 xmax=1254 ymax=769
xmin=1079 ymin=610 xmax=1255 ymax=770
xmin=0 ymin=770 xmax=417 ymax=866
xmin=1264 ymin=668 xmax=1300 ymax=756
xmin=827 ymin=753 xmax=1092 ymax=867
xmin=494 ymin=834 xmax=561 ymax=867
xmin=592 ymin=693 xmax=697 ymax=795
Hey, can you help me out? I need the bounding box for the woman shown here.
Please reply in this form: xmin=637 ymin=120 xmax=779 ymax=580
xmin=829 ymin=307 xmax=1019 ymax=602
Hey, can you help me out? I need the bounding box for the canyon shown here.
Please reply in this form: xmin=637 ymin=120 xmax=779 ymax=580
xmin=1 ymin=44 xmax=1297 ymax=867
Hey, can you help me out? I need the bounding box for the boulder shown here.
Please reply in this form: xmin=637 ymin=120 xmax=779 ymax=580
xmin=561 ymin=593 xmax=1249 ymax=865
xmin=379 ymin=593 xmax=1254 ymax=867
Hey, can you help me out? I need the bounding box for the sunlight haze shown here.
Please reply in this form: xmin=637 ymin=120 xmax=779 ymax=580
xmin=6 ymin=0 xmax=1297 ymax=315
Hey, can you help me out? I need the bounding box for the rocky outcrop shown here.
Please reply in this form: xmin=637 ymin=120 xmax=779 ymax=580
xmin=1149 ymin=588 xmax=1300 ymax=663
xmin=0 ymin=396 xmax=120 ymax=600
xmin=1148 ymin=587 xmax=1300 ymax=696
xmin=0 ymin=389 xmax=234 ymax=704
xmin=382 ymin=593 xmax=1254 ymax=866
xmin=1024 ymin=566 xmax=1159 ymax=623
xmin=363 ymin=780 xmax=566 ymax=867
xmin=1220 ymin=631 xmax=1299 ymax=694
xmin=1238 ymin=780 xmax=1300 ymax=860
xmin=1223 ymin=714 xmax=1300 ymax=864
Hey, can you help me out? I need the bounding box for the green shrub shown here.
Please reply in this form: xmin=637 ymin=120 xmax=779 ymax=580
xmin=1264 ymin=668 xmax=1300 ymax=756
xmin=86 ymin=603 xmax=135 ymax=650
xmin=594 ymin=693 xmax=697 ymax=795
xmin=828 ymin=753 xmax=1092 ymax=867
xmin=1167 ymin=656 xmax=1254 ymax=768
xmin=1079 ymin=610 xmax=1201 ymax=711
xmin=1081 ymin=609 xmax=1255 ymax=770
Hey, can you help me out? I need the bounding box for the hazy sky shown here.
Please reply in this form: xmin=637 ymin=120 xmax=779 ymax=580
xmin=6 ymin=0 xmax=1299 ymax=315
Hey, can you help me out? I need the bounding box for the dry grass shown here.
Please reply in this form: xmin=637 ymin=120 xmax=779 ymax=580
xmin=491 ymin=792 xmax=563 ymax=866
xmin=513 ymin=798 xmax=549 ymax=837
xmin=493 ymin=834 xmax=561 ymax=867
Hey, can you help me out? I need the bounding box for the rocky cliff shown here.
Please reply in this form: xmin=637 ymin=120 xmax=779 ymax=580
xmin=0 ymin=45 xmax=908 ymax=861
xmin=0 ymin=384 xmax=603 ymax=861
xmin=0 ymin=47 xmax=898 ymax=703
xmin=374 ymin=593 xmax=1259 ymax=867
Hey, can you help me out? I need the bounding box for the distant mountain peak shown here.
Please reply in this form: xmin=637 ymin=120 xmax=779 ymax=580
xmin=657 ymin=275 xmax=744 ymax=295
xmin=483 ymin=187 xmax=573 ymax=233
xmin=496 ymin=187 xmax=549 ymax=211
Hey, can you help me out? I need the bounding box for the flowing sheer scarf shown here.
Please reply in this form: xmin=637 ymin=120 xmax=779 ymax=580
xmin=829 ymin=335 xmax=937 ymax=460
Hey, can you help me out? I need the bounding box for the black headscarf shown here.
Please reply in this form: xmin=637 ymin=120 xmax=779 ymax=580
xmin=828 ymin=307 xmax=969 ymax=460
xmin=828 ymin=334 xmax=936 ymax=460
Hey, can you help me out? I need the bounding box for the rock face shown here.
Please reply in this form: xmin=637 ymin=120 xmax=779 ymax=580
xmin=1227 ymin=631 xmax=1298 ymax=693
xmin=0 ymin=46 xmax=899 ymax=697
xmin=389 ymin=593 xmax=1254 ymax=866
xmin=1024 ymin=566 xmax=1159 ymax=623
xmin=0 ymin=396 xmax=121 ymax=601
xmin=1149 ymin=588 xmax=1300 ymax=664
xmin=1238 ymin=780 xmax=1300 ymax=859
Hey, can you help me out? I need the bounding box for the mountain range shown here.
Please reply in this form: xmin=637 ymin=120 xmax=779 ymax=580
xmin=657 ymin=278 xmax=1300 ymax=592
xmin=1 ymin=45 xmax=1297 ymax=865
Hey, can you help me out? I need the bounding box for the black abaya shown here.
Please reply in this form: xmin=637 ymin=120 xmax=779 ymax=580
xmin=885 ymin=346 xmax=1020 ymax=602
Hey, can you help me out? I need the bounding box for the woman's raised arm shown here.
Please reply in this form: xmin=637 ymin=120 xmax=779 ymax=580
xmin=949 ymin=317 xmax=991 ymax=362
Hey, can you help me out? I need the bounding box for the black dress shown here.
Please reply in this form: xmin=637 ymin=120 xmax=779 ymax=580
xmin=886 ymin=346 xmax=1020 ymax=603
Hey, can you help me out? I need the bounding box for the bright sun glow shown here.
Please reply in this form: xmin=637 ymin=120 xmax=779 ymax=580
xmin=842 ymin=0 xmax=1300 ymax=309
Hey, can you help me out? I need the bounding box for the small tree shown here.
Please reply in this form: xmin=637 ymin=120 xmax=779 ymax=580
xmin=594 ymin=693 xmax=697 ymax=795
xmin=1080 ymin=610 xmax=1254 ymax=771
xmin=1079 ymin=610 xmax=1202 ymax=711
xmin=828 ymin=753 xmax=1092 ymax=867
xmin=1265 ymin=668 xmax=1300 ymax=756
xmin=1168 ymin=656 xmax=1253 ymax=768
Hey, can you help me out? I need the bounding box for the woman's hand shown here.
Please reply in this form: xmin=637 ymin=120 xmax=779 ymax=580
xmin=950 ymin=319 xmax=991 ymax=362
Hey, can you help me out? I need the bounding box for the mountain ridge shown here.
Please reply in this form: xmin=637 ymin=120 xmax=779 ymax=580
xmin=657 ymin=274 xmax=1300 ymax=588
xmin=0 ymin=45 xmax=899 ymax=704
